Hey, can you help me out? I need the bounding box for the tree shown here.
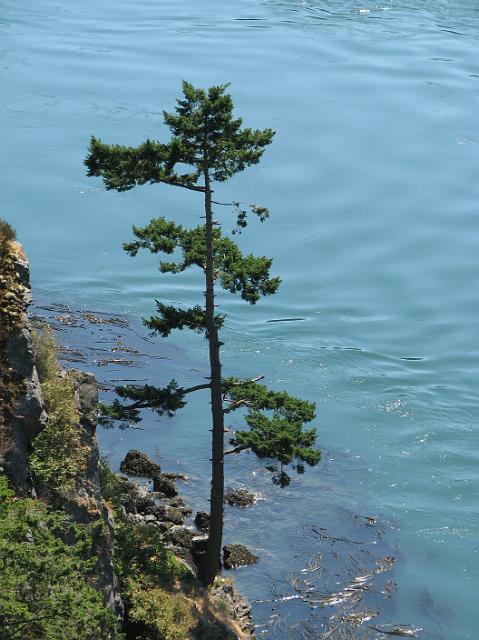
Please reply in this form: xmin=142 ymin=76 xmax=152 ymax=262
xmin=85 ymin=82 xmax=321 ymax=586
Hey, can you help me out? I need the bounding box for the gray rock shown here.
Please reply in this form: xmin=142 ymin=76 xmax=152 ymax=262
xmin=192 ymin=535 xmax=208 ymax=563
xmin=224 ymin=488 xmax=256 ymax=507
xmin=116 ymin=476 xmax=156 ymax=515
xmin=163 ymin=525 xmax=194 ymax=549
xmin=119 ymin=449 xmax=161 ymax=477
xmin=223 ymin=544 xmax=259 ymax=569
xmin=194 ymin=511 xmax=210 ymax=531
xmin=156 ymin=505 xmax=185 ymax=525
xmin=166 ymin=496 xmax=192 ymax=516
xmin=152 ymin=472 xmax=177 ymax=496
xmin=162 ymin=471 xmax=188 ymax=481
xmin=143 ymin=514 xmax=157 ymax=523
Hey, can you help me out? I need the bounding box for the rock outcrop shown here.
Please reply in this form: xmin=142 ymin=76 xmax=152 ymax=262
xmin=225 ymin=488 xmax=256 ymax=507
xmin=223 ymin=544 xmax=259 ymax=569
xmin=1 ymin=242 xmax=46 ymax=493
xmin=0 ymin=242 xmax=123 ymax=619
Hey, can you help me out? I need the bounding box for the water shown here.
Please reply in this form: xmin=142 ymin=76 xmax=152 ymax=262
xmin=2 ymin=1 xmax=478 ymax=637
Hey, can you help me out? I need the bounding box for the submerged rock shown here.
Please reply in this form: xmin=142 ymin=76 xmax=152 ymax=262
xmin=223 ymin=544 xmax=259 ymax=569
xmin=119 ymin=449 xmax=161 ymax=477
xmin=194 ymin=511 xmax=210 ymax=531
xmin=224 ymin=488 xmax=255 ymax=507
xmin=162 ymin=471 xmax=188 ymax=481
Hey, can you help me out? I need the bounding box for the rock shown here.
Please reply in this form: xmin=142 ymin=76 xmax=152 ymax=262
xmin=194 ymin=511 xmax=210 ymax=531
xmin=116 ymin=476 xmax=156 ymax=515
xmin=210 ymin=579 xmax=254 ymax=637
xmin=191 ymin=535 xmax=208 ymax=563
xmin=119 ymin=449 xmax=161 ymax=477
xmin=166 ymin=496 xmax=192 ymax=516
xmin=155 ymin=505 xmax=185 ymax=526
xmin=224 ymin=488 xmax=255 ymax=507
xmin=223 ymin=544 xmax=259 ymax=569
xmin=152 ymin=472 xmax=177 ymax=496
xmin=157 ymin=521 xmax=174 ymax=533
xmin=162 ymin=471 xmax=188 ymax=481
xmin=163 ymin=525 xmax=194 ymax=549
xmin=143 ymin=514 xmax=157 ymax=524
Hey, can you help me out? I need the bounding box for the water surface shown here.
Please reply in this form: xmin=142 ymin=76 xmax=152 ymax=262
xmin=2 ymin=1 xmax=478 ymax=637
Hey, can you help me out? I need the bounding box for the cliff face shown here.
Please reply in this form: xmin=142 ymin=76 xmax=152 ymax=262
xmin=2 ymin=242 xmax=46 ymax=492
xmin=0 ymin=241 xmax=123 ymax=618
xmin=0 ymin=239 xmax=254 ymax=639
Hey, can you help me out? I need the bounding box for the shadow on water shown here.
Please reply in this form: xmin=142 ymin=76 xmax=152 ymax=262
xmin=31 ymin=293 xmax=451 ymax=639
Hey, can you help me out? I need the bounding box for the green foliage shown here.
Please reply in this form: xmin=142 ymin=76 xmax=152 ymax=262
xmin=86 ymin=81 xmax=320 ymax=485
xmin=31 ymin=323 xmax=60 ymax=383
xmin=128 ymin=584 xmax=197 ymax=640
xmin=99 ymin=460 xmax=192 ymax=588
xmin=30 ymin=328 xmax=86 ymax=495
xmin=144 ymin=304 xmax=221 ymax=338
xmin=98 ymin=380 xmax=187 ymax=428
xmin=124 ymin=216 xmax=280 ymax=304
xmin=0 ymin=218 xmax=16 ymax=244
xmin=224 ymin=377 xmax=321 ymax=482
xmin=85 ymin=81 xmax=274 ymax=193
xmin=0 ymin=474 xmax=120 ymax=639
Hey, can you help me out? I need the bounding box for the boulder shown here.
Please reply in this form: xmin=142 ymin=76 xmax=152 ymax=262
xmin=224 ymin=488 xmax=255 ymax=507
xmin=116 ymin=475 xmax=156 ymax=515
xmin=162 ymin=471 xmax=188 ymax=481
xmin=152 ymin=472 xmax=177 ymax=497
xmin=163 ymin=525 xmax=194 ymax=549
xmin=223 ymin=544 xmax=258 ymax=569
xmin=192 ymin=535 xmax=208 ymax=563
xmin=119 ymin=449 xmax=161 ymax=477
xmin=166 ymin=496 xmax=192 ymax=516
xmin=155 ymin=505 xmax=186 ymax=526
xmin=194 ymin=511 xmax=210 ymax=531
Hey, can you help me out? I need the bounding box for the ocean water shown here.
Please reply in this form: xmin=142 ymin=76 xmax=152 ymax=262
xmin=1 ymin=1 xmax=478 ymax=637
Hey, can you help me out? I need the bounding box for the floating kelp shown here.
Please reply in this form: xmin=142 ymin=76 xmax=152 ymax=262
xmin=251 ymin=515 xmax=424 ymax=640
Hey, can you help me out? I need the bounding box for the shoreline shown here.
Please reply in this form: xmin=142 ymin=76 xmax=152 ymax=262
xmin=30 ymin=292 xmax=407 ymax=638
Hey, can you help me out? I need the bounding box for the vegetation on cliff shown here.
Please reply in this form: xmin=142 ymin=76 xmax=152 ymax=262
xmin=0 ymin=233 xmax=253 ymax=639
xmin=0 ymin=220 xmax=23 ymax=456
xmin=30 ymin=327 xmax=87 ymax=496
xmin=0 ymin=475 xmax=120 ymax=640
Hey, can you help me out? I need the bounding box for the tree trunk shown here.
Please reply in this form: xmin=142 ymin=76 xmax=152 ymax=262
xmin=198 ymin=166 xmax=225 ymax=587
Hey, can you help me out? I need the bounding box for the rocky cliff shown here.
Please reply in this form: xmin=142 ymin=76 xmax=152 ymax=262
xmin=0 ymin=235 xmax=254 ymax=639
xmin=0 ymin=239 xmax=123 ymax=619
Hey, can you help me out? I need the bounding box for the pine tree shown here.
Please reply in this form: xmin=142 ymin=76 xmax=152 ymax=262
xmin=85 ymin=82 xmax=321 ymax=586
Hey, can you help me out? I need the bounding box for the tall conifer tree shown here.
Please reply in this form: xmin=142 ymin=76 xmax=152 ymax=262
xmin=85 ymin=82 xmax=321 ymax=586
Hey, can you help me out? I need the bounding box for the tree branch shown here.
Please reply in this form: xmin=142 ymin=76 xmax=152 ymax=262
xmin=164 ymin=179 xmax=207 ymax=193
xmin=223 ymin=399 xmax=251 ymax=414
xmin=224 ymin=444 xmax=248 ymax=455
xmin=183 ymin=382 xmax=212 ymax=394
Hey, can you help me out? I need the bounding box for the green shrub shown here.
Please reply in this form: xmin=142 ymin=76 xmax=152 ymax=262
xmin=0 ymin=474 xmax=121 ymax=639
xmin=32 ymin=325 xmax=60 ymax=383
xmin=30 ymin=328 xmax=86 ymax=495
xmin=0 ymin=218 xmax=16 ymax=244
xmin=128 ymin=584 xmax=197 ymax=640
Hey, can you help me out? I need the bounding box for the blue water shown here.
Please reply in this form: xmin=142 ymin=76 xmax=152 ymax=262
xmin=2 ymin=1 xmax=478 ymax=637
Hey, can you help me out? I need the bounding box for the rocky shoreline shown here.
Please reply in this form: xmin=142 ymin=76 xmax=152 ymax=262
xmin=0 ymin=239 xmax=255 ymax=639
